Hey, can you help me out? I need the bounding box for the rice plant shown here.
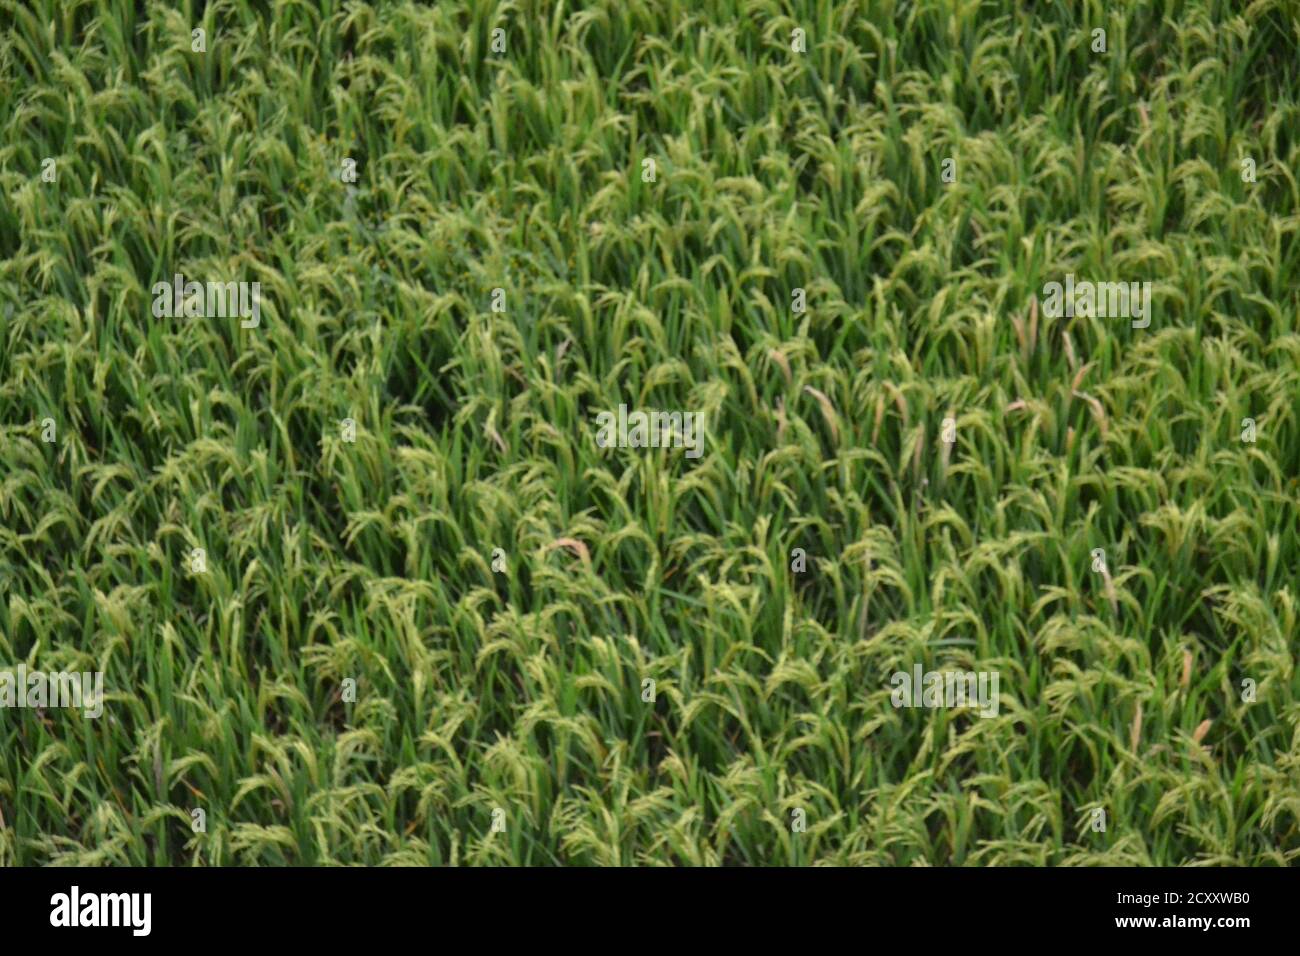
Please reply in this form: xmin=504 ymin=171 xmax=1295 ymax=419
xmin=1 ymin=0 xmax=1298 ymax=866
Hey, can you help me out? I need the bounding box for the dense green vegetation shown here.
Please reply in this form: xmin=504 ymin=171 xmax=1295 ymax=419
xmin=1 ymin=0 xmax=1298 ymax=865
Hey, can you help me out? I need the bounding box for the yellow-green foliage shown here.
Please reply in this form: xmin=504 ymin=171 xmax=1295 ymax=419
xmin=0 ymin=0 xmax=1298 ymax=865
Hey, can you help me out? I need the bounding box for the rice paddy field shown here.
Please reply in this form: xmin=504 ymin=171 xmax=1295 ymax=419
xmin=1 ymin=0 xmax=1299 ymax=867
